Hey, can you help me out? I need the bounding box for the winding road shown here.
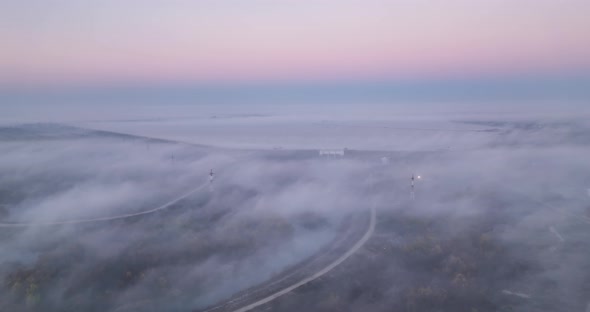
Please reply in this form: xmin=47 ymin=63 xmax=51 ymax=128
xmin=199 ymin=204 xmax=376 ymax=312
xmin=0 ymin=181 xmax=209 ymax=227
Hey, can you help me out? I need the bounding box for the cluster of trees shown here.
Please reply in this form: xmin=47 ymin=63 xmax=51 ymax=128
xmin=1 ymin=186 xmax=319 ymax=312
xmin=263 ymin=208 xmax=536 ymax=312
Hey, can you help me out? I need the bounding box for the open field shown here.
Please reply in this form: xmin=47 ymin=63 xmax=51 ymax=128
xmin=1 ymin=117 xmax=589 ymax=312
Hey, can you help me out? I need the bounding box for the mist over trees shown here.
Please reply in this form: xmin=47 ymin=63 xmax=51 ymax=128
xmin=1 ymin=116 xmax=589 ymax=312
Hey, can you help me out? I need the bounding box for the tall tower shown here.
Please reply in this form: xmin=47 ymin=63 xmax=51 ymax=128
xmin=411 ymin=175 xmax=415 ymax=200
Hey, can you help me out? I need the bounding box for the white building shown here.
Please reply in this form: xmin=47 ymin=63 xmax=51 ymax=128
xmin=319 ymin=149 xmax=345 ymax=157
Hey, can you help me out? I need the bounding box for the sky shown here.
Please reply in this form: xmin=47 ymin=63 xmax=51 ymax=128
xmin=1 ymin=0 xmax=590 ymax=89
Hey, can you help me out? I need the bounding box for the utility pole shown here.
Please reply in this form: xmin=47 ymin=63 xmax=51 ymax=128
xmin=411 ymin=174 xmax=421 ymax=200
xmin=411 ymin=174 xmax=415 ymax=200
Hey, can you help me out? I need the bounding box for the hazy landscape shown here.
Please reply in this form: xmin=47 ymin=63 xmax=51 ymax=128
xmin=1 ymin=114 xmax=589 ymax=311
xmin=2 ymin=1 xmax=590 ymax=311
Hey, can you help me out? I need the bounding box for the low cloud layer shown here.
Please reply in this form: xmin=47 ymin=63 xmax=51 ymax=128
xmin=1 ymin=115 xmax=589 ymax=311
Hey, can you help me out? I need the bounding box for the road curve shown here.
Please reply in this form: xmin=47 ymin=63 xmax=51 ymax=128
xmin=201 ymin=203 xmax=376 ymax=312
xmin=0 ymin=182 xmax=209 ymax=227
xmin=234 ymin=205 xmax=376 ymax=312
